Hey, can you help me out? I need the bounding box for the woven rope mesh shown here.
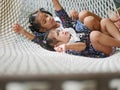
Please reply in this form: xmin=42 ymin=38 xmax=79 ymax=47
xmin=0 ymin=0 xmax=120 ymax=76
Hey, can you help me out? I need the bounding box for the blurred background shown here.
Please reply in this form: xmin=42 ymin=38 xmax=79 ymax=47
xmin=4 ymin=79 xmax=120 ymax=90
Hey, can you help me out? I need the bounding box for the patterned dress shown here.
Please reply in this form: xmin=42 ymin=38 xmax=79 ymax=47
xmin=55 ymin=9 xmax=107 ymax=58
xmin=32 ymin=8 xmax=107 ymax=58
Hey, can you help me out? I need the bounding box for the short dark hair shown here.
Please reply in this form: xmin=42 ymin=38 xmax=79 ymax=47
xmin=44 ymin=30 xmax=59 ymax=50
xmin=29 ymin=8 xmax=52 ymax=33
xmin=36 ymin=33 xmax=55 ymax=51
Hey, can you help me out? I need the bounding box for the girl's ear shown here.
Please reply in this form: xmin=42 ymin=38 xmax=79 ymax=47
xmin=54 ymin=44 xmax=59 ymax=51
xmin=54 ymin=44 xmax=57 ymax=47
xmin=54 ymin=41 xmax=63 ymax=47
xmin=54 ymin=46 xmax=58 ymax=51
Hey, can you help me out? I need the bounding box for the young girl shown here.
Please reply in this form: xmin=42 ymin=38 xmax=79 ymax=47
xmin=44 ymin=25 xmax=120 ymax=58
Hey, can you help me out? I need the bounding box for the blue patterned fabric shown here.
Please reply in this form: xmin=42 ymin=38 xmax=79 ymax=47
xmin=55 ymin=9 xmax=75 ymax=28
xmin=32 ymin=32 xmax=45 ymax=45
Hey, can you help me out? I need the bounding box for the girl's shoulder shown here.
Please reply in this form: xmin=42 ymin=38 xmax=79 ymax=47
xmin=54 ymin=17 xmax=62 ymax=23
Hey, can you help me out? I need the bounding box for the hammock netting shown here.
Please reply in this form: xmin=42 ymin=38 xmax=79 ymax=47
xmin=0 ymin=0 xmax=120 ymax=78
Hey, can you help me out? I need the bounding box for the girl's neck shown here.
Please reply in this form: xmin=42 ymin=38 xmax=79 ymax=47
xmin=55 ymin=22 xmax=60 ymax=28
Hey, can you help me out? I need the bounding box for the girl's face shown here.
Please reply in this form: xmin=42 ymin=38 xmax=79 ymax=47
xmin=36 ymin=11 xmax=57 ymax=31
xmin=48 ymin=29 xmax=71 ymax=46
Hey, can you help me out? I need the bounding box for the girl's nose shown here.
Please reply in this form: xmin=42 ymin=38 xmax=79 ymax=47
xmin=49 ymin=17 xmax=53 ymax=22
xmin=62 ymin=31 xmax=65 ymax=34
xmin=46 ymin=16 xmax=51 ymax=22
xmin=47 ymin=17 xmax=50 ymax=21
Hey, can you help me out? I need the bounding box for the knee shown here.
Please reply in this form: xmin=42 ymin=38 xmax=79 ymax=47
xmin=90 ymin=31 xmax=101 ymax=42
xmin=84 ymin=16 xmax=99 ymax=30
xmin=100 ymin=18 xmax=111 ymax=25
xmin=84 ymin=16 xmax=95 ymax=25
xmin=78 ymin=10 xmax=90 ymax=22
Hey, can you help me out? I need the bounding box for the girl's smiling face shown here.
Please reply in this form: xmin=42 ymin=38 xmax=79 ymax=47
xmin=36 ymin=11 xmax=57 ymax=31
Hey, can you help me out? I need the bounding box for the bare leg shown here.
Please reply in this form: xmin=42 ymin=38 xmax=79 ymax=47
xmin=79 ymin=10 xmax=120 ymax=29
xmin=91 ymin=42 xmax=113 ymax=55
xmin=84 ymin=16 xmax=101 ymax=30
xmin=69 ymin=10 xmax=101 ymax=30
xmin=78 ymin=10 xmax=102 ymax=23
xmin=100 ymin=18 xmax=120 ymax=40
xmin=90 ymin=31 xmax=120 ymax=55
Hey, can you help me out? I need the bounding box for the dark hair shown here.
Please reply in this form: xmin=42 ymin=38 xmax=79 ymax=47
xmin=29 ymin=8 xmax=52 ymax=33
xmin=36 ymin=33 xmax=55 ymax=51
xmin=43 ymin=30 xmax=59 ymax=50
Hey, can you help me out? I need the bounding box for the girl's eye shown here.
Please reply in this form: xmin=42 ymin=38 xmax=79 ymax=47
xmin=57 ymin=30 xmax=60 ymax=36
xmin=45 ymin=14 xmax=48 ymax=17
xmin=43 ymin=20 xmax=46 ymax=24
xmin=42 ymin=15 xmax=47 ymax=24
xmin=45 ymin=15 xmax=47 ymax=17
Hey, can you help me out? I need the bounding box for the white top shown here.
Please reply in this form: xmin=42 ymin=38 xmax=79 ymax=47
xmin=64 ymin=28 xmax=80 ymax=44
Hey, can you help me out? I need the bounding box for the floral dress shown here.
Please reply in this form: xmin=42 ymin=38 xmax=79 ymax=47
xmin=55 ymin=9 xmax=107 ymax=58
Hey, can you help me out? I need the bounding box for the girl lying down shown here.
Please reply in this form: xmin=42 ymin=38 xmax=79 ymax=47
xmin=44 ymin=22 xmax=120 ymax=58
xmin=13 ymin=15 xmax=120 ymax=58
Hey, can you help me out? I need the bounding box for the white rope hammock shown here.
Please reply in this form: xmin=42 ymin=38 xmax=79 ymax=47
xmin=0 ymin=0 xmax=120 ymax=77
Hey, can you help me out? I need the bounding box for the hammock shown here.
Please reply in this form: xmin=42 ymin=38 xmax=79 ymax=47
xmin=0 ymin=0 xmax=120 ymax=90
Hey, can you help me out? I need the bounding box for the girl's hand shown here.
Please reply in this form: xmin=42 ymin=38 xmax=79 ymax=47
xmin=69 ymin=10 xmax=79 ymax=20
xmin=113 ymin=13 xmax=120 ymax=22
xmin=114 ymin=14 xmax=120 ymax=29
xmin=109 ymin=11 xmax=120 ymax=29
xmin=54 ymin=44 xmax=66 ymax=52
xmin=13 ymin=23 xmax=24 ymax=34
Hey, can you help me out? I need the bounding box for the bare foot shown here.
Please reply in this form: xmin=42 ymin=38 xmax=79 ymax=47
xmin=109 ymin=11 xmax=120 ymax=29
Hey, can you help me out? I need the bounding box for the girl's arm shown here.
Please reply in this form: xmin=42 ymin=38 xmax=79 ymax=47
xmin=66 ymin=42 xmax=86 ymax=51
xmin=52 ymin=0 xmax=74 ymax=28
xmin=52 ymin=0 xmax=62 ymax=11
xmin=54 ymin=42 xmax=86 ymax=52
xmin=13 ymin=23 xmax=35 ymax=40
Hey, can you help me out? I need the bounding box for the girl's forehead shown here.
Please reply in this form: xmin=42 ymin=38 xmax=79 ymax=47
xmin=49 ymin=30 xmax=57 ymax=37
xmin=36 ymin=11 xmax=43 ymax=19
xmin=36 ymin=11 xmax=45 ymax=24
xmin=50 ymin=29 xmax=56 ymax=34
